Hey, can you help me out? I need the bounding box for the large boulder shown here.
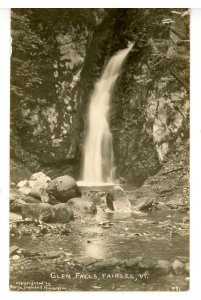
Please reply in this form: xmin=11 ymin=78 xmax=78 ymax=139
xmin=10 ymin=199 xmax=26 ymax=213
xmin=17 ymin=172 xmax=51 ymax=202
xmin=123 ymin=257 xmax=143 ymax=268
xmin=66 ymin=197 xmax=97 ymax=215
xmin=88 ymin=258 xmax=122 ymax=271
xmin=154 ymin=259 xmax=171 ymax=275
xmin=106 ymin=186 xmax=132 ymax=212
xmin=22 ymin=195 xmax=42 ymax=204
xmin=52 ymin=203 xmax=74 ymax=223
xmin=21 ymin=203 xmax=54 ymax=222
xmin=171 ymin=259 xmax=185 ymax=275
xmin=47 ymin=175 xmax=81 ymax=203
xmin=21 ymin=203 xmax=74 ymax=223
xmin=134 ymin=197 xmax=154 ymax=211
xmin=10 ymin=195 xmax=42 ymax=213
xmin=30 ymin=172 xmax=51 ymax=183
xmin=17 ymin=180 xmax=31 ymax=195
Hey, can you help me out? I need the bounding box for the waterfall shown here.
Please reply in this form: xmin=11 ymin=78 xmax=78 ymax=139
xmin=82 ymin=43 xmax=133 ymax=184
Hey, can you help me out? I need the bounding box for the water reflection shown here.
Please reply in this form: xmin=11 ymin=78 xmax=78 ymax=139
xmin=84 ymin=241 xmax=106 ymax=259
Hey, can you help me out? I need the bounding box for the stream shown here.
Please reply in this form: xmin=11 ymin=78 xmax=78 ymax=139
xmin=10 ymin=202 xmax=189 ymax=291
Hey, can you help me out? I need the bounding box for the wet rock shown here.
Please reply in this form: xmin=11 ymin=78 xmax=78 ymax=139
xmin=21 ymin=203 xmax=54 ymax=222
xmin=9 ymin=212 xmax=22 ymax=221
xmin=138 ymin=258 xmax=157 ymax=269
xmin=22 ymin=196 xmax=41 ymax=204
xmin=101 ymin=222 xmax=114 ymax=229
xmin=91 ymin=193 xmax=105 ymax=205
xmin=12 ymin=255 xmax=21 ymax=260
xmin=22 ymin=249 xmax=40 ymax=257
xmin=10 ymin=192 xmax=24 ymax=203
xmin=48 ymin=198 xmax=61 ymax=205
xmin=166 ymin=200 xmax=178 ymax=209
xmin=154 ymin=259 xmax=171 ymax=275
xmin=52 ymin=203 xmax=74 ymax=223
xmin=171 ymin=259 xmax=185 ymax=275
xmin=47 ymin=175 xmax=81 ymax=202
xmin=175 ymin=256 xmax=189 ymax=263
xmin=28 ymin=172 xmax=51 ymax=202
xmin=134 ymin=197 xmax=154 ymax=211
xmin=75 ymin=257 xmax=102 ymax=266
xmin=155 ymin=202 xmax=167 ymax=210
xmin=17 ymin=180 xmax=29 ymax=189
xmin=30 ymin=172 xmax=51 ymax=184
xmin=17 ymin=172 xmax=51 ymax=201
xmin=123 ymin=257 xmax=143 ymax=268
xmin=106 ymin=186 xmax=132 ymax=212
xmin=10 ymin=199 xmax=26 ymax=213
xmin=107 ymin=186 xmax=125 ymax=198
xmin=88 ymin=258 xmax=122 ymax=270
xmin=29 ymin=186 xmax=48 ymax=202
xmin=18 ymin=184 xmax=31 ymax=195
xmin=10 ymin=245 xmax=20 ymax=256
xmin=67 ymin=198 xmax=97 ymax=215
xmin=46 ymin=250 xmax=63 ymax=259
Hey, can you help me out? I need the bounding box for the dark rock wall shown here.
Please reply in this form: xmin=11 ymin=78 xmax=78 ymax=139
xmin=10 ymin=9 xmax=189 ymax=185
xmin=109 ymin=9 xmax=189 ymax=185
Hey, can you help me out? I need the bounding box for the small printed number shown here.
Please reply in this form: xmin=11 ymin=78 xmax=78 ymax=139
xmin=172 ymin=286 xmax=180 ymax=291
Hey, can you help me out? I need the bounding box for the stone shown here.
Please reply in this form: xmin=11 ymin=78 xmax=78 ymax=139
xmin=21 ymin=203 xmax=54 ymax=222
xmin=17 ymin=180 xmax=29 ymax=188
xmin=75 ymin=257 xmax=102 ymax=266
xmin=30 ymin=172 xmax=51 ymax=183
xmin=171 ymin=259 xmax=185 ymax=275
xmin=29 ymin=185 xmax=49 ymax=203
xmin=138 ymin=258 xmax=157 ymax=269
xmin=47 ymin=175 xmax=81 ymax=202
xmin=10 ymin=245 xmax=20 ymax=256
xmin=135 ymin=197 xmax=154 ymax=210
xmin=52 ymin=203 xmax=74 ymax=223
xmin=12 ymin=255 xmax=21 ymax=260
xmin=89 ymin=258 xmax=122 ymax=270
xmin=9 ymin=212 xmax=22 ymax=221
xmin=40 ymin=189 xmax=49 ymax=203
xmin=28 ymin=172 xmax=51 ymax=201
xmin=154 ymin=259 xmax=171 ymax=275
xmin=22 ymin=195 xmax=42 ymax=204
xmin=106 ymin=186 xmax=132 ymax=212
xmin=10 ymin=193 xmax=23 ymax=203
xmin=123 ymin=257 xmax=143 ymax=268
xmin=67 ymin=198 xmax=97 ymax=215
xmin=155 ymin=202 xmax=167 ymax=210
xmin=175 ymin=256 xmax=189 ymax=263
xmin=22 ymin=249 xmax=40 ymax=257
xmin=17 ymin=172 xmax=51 ymax=201
xmin=10 ymin=199 xmax=26 ymax=213
xmin=46 ymin=250 xmax=63 ymax=259
xmin=28 ymin=186 xmax=45 ymax=199
xmin=18 ymin=185 xmax=31 ymax=195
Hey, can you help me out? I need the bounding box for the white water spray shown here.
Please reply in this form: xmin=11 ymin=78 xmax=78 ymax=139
xmin=82 ymin=44 xmax=133 ymax=184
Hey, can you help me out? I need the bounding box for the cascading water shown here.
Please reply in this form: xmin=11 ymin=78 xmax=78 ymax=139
xmin=82 ymin=43 xmax=133 ymax=184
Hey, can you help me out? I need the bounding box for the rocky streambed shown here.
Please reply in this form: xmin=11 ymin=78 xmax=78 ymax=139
xmin=9 ymin=172 xmax=189 ymax=291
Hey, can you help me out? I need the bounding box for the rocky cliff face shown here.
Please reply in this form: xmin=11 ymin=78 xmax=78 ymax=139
xmin=110 ymin=10 xmax=189 ymax=185
xmin=10 ymin=9 xmax=189 ymax=187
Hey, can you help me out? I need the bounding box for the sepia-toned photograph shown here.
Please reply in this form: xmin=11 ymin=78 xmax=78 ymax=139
xmin=9 ymin=8 xmax=190 ymax=291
